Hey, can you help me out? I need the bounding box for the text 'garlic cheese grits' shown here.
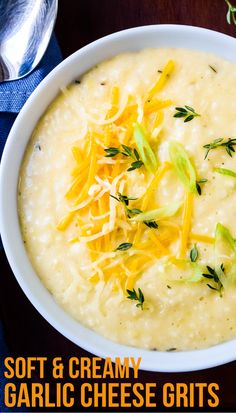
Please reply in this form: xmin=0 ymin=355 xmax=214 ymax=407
xmin=18 ymin=48 xmax=236 ymax=351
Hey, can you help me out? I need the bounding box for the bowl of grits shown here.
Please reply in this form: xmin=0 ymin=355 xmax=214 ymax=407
xmin=1 ymin=25 xmax=236 ymax=372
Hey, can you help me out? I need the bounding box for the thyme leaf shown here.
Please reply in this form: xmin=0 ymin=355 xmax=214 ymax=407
xmin=174 ymin=105 xmax=200 ymax=122
xmin=127 ymin=208 xmax=142 ymax=216
xmin=115 ymin=242 xmax=133 ymax=251
xmin=127 ymin=160 xmax=144 ymax=171
xmin=144 ymin=220 xmax=159 ymax=229
xmin=196 ymin=179 xmax=208 ymax=195
xmin=104 ymin=147 xmax=121 ymax=157
xmin=190 ymin=244 xmax=198 ymax=262
xmin=126 ymin=288 xmax=145 ymax=310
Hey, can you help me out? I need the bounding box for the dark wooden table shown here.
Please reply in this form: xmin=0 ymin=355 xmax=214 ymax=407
xmin=1 ymin=0 xmax=236 ymax=411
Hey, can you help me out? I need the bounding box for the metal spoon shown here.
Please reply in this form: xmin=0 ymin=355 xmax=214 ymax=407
xmin=0 ymin=0 xmax=58 ymax=82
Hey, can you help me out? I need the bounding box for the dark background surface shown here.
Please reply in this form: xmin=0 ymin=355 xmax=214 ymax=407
xmin=1 ymin=0 xmax=236 ymax=411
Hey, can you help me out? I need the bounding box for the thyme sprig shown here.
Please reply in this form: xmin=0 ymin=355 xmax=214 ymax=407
xmin=225 ymin=0 xmax=236 ymax=25
xmin=203 ymin=138 xmax=236 ymax=159
xmin=104 ymin=144 xmax=144 ymax=171
xmin=126 ymin=288 xmax=145 ymax=310
xmin=174 ymin=105 xmax=200 ymax=122
xmin=202 ymin=264 xmax=224 ymax=296
xmin=110 ymin=192 xmax=142 ymax=218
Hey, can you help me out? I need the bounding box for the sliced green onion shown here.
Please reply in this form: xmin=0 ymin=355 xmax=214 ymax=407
xmin=169 ymin=141 xmax=197 ymax=194
xmin=133 ymin=123 xmax=158 ymax=173
xmin=214 ymin=223 xmax=236 ymax=286
xmin=165 ymin=259 xmax=203 ymax=283
xmin=214 ymin=167 xmax=236 ymax=178
xmin=215 ymin=223 xmax=236 ymax=254
xmin=187 ymin=262 xmax=204 ymax=282
xmin=130 ymin=201 xmax=181 ymax=222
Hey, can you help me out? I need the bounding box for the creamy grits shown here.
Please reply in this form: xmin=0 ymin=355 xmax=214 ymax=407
xmin=18 ymin=49 xmax=236 ymax=351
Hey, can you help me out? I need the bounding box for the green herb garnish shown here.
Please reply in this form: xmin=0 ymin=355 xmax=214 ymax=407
xmin=126 ymin=288 xmax=145 ymax=310
xmin=130 ymin=202 xmax=182 ymax=223
xmin=196 ymin=179 xmax=208 ymax=195
xmin=104 ymin=145 xmax=144 ymax=171
xmin=110 ymin=193 xmax=142 ymax=218
xmin=169 ymin=141 xmax=198 ymax=194
xmin=215 ymin=223 xmax=236 ymax=254
xmin=225 ymin=0 xmax=236 ymax=25
xmin=202 ymin=265 xmax=224 ymax=296
xmin=144 ymin=220 xmax=159 ymax=229
xmin=203 ymin=138 xmax=236 ymax=159
xmin=128 ymin=208 xmax=143 ymax=216
xmin=133 ymin=123 xmax=158 ymax=173
xmin=214 ymin=223 xmax=236 ymax=286
xmin=110 ymin=193 xmax=137 ymax=205
xmin=174 ymin=105 xmax=200 ymax=122
xmin=127 ymin=160 xmax=144 ymax=172
xmin=190 ymin=244 xmax=198 ymax=262
xmin=115 ymin=242 xmax=133 ymax=251
xmin=214 ymin=167 xmax=236 ymax=178
xmin=105 ymin=147 xmax=121 ymax=157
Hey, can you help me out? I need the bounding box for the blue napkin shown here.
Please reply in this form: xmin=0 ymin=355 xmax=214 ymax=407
xmin=0 ymin=34 xmax=62 ymax=412
xmin=0 ymin=33 xmax=62 ymax=158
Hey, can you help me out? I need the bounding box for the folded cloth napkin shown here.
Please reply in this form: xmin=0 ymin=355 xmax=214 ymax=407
xmin=0 ymin=33 xmax=62 ymax=157
xmin=0 ymin=34 xmax=62 ymax=413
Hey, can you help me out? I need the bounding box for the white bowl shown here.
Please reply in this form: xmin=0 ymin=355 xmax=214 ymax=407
xmin=1 ymin=24 xmax=236 ymax=372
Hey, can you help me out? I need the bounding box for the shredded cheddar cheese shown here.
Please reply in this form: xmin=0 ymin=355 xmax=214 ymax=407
xmin=56 ymin=59 xmax=195 ymax=288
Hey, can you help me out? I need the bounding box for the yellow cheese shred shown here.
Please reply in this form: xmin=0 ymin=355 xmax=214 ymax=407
xmin=71 ymin=146 xmax=82 ymax=164
xmin=179 ymin=192 xmax=194 ymax=258
xmin=74 ymin=135 xmax=97 ymax=206
xmin=141 ymin=162 xmax=172 ymax=210
xmin=65 ymin=169 xmax=88 ymax=200
xmin=104 ymin=125 xmax=112 ymax=147
xmin=147 ymin=60 xmax=175 ymax=100
xmin=144 ymin=99 xmax=172 ymax=115
xmin=106 ymin=86 xmax=120 ymax=119
xmin=133 ymin=162 xmax=172 ymax=245
xmin=153 ymin=110 xmax=164 ymax=129
xmin=115 ymin=98 xmax=137 ymax=125
xmin=148 ymin=231 xmax=170 ymax=255
xmin=57 ymin=211 xmax=75 ymax=231
xmin=190 ymin=233 xmax=214 ymax=244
